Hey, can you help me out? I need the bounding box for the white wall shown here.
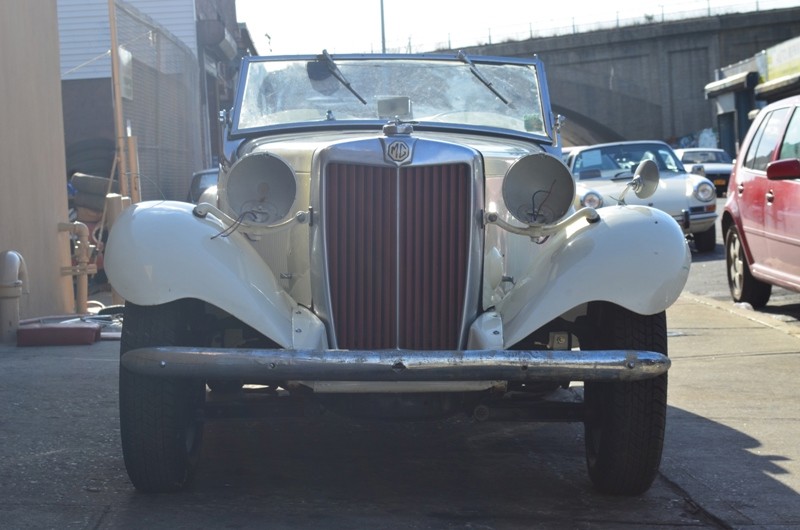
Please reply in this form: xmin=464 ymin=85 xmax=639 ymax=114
xmin=58 ymin=0 xmax=113 ymax=80
xmin=58 ymin=0 xmax=199 ymax=82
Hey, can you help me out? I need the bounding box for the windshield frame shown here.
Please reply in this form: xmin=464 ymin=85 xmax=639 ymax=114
xmin=228 ymin=53 xmax=555 ymax=143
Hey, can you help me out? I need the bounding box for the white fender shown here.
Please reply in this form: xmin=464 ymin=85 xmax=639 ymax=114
xmin=105 ymin=201 xmax=311 ymax=348
xmin=497 ymin=205 xmax=690 ymax=348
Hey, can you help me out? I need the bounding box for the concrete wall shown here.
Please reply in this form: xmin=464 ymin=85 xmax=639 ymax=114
xmin=0 ymin=0 xmax=75 ymax=318
xmin=464 ymin=7 xmax=800 ymax=145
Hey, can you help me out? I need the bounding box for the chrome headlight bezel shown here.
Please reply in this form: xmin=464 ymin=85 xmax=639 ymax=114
xmin=501 ymin=152 xmax=575 ymax=225
xmin=694 ymin=180 xmax=716 ymax=202
xmin=218 ymin=152 xmax=298 ymax=227
xmin=581 ymin=190 xmax=604 ymax=209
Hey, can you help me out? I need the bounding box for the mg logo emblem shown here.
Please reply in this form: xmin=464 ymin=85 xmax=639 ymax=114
xmin=387 ymin=141 xmax=410 ymax=162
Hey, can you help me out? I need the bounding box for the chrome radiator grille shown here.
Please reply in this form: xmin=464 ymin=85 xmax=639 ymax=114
xmin=324 ymin=162 xmax=472 ymax=350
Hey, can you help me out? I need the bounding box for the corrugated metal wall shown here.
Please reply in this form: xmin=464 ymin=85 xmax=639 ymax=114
xmin=58 ymin=0 xmax=113 ymax=80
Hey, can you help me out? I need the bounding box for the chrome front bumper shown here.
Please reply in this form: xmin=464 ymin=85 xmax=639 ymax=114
xmin=677 ymin=210 xmax=717 ymax=233
xmin=121 ymin=347 xmax=670 ymax=383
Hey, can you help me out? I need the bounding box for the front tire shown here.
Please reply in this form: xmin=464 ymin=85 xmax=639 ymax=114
xmin=119 ymin=300 xmax=207 ymax=493
xmin=582 ymin=304 xmax=668 ymax=495
xmin=725 ymin=225 xmax=771 ymax=308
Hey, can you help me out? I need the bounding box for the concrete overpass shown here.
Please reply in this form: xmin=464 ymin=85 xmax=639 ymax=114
xmin=459 ymin=7 xmax=800 ymax=147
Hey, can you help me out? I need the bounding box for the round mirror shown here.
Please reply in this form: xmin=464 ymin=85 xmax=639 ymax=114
xmin=632 ymin=159 xmax=659 ymax=199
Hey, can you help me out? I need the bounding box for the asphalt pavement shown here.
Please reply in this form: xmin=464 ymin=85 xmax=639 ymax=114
xmin=0 ymin=291 xmax=798 ymax=529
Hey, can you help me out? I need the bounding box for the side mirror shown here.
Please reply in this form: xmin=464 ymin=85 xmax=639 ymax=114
xmin=618 ymin=159 xmax=659 ymax=204
xmin=766 ymin=158 xmax=800 ymax=181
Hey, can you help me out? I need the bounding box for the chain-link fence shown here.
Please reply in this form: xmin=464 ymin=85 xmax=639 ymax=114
xmin=115 ymin=2 xmax=206 ymax=202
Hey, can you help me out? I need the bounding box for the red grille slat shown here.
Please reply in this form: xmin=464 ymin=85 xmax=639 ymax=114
xmin=325 ymin=162 xmax=471 ymax=350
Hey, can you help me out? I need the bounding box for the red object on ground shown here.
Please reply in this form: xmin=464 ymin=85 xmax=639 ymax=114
xmin=16 ymin=321 xmax=102 ymax=346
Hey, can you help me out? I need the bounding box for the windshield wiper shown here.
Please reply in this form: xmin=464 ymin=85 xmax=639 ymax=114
xmin=456 ymin=50 xmax=513 ymax=107
xmin=319 ymin=49 xmax=367 ymax=105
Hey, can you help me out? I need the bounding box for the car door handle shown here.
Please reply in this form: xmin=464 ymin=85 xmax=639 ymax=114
xmin=737 ymin=183 xmax=744 ymax=194
xmin=766 ymin=190 xmax=775 ymax=204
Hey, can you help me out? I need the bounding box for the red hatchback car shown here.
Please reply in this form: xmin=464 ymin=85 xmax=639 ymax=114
xmin=723 ymin=94 xmax=800 ymax=307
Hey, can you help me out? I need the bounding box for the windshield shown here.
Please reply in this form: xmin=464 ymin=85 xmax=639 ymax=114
xmin=234 ymin=55 xmax=547 ymax=136
xmin=680 ymin=150 xmax=732 ymax=164
xmin=571 ymin=143 xmax=685 ymax=179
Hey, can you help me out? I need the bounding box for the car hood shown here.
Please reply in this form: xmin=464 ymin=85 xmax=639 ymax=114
xmin=575 ymin=172 xmax=699 ymax=213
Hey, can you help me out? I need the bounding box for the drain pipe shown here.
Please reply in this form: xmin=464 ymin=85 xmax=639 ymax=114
xmin=0 ymin=250 xmax=29 ymax=344
xmin=59 ymin=222 xmax=97 ymax=314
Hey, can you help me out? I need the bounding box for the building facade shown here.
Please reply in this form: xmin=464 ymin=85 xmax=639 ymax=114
xmin=58 ymin=0 xmax=255 ymax=201
xmin=706 ymin=36 xmax=800 ymax=156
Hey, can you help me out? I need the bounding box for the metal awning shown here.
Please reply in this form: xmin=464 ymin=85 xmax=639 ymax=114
xmin=705 ymin=71 xmax=759 ymax=98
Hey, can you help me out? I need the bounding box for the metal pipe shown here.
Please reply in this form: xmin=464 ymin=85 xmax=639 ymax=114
xmin=0 ymin=250 xmax=28 ymax=343
xmin=58 ymin=222 xmax=97 ymax=314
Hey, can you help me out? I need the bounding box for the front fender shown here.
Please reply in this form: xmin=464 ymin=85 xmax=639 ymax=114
xmin=105 ymin=201 xmax=300 ymax=348
xmin=498 ymin=205 xmax=690 ymax=347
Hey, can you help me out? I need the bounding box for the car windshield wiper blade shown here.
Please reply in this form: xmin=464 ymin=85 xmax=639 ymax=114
xmin=319 ymin=49 xmax=367 ymax=105
xmin=456 ymin=50 xmax=513 ymax=107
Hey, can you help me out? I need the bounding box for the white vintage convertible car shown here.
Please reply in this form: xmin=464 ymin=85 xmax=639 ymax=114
xmin=105 ymin=51 xmax=690 ymax=495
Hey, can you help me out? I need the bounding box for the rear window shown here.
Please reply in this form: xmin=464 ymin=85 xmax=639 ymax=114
xmin=681 ymin=150 xmax=732 ymax=164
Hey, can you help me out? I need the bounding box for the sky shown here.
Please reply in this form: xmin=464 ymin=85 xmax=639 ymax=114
xmin=235 ymin=0 xmax=799 ymax=56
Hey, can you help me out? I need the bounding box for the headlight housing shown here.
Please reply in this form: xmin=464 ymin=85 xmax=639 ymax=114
xmin=694 ymin=181 xmax=715 ymax=202
xmin=581 ymin=191 xmax=604 ymax=209
xmin=219 ymin=152 xmax=297 ymax=226
xmin=502 ymin=153 xmax=575 ymax=225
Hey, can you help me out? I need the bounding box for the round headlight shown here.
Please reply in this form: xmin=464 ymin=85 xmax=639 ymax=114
xmin=581 ymin=191 xmax=604 ymax=209
xmin=502 ymin=153 xmax=575 ymax=225
xmin=219 ymin=152 xmax=297 ymax=226
xmin=694 ymin=181 xmax=715 ymax=202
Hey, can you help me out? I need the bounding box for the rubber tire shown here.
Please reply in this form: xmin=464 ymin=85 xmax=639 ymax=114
xmin=692 ymin=225 xmax=716 ymax=253
xmin=725 ymin=225 xmax=771 ymax=309
xmin=583 ymin=304 xmax=668 ymax=495
xmin=119 ymin=300 xmax=207 ymax=493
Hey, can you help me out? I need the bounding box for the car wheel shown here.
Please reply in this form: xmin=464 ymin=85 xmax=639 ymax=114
xmin=693 ymin=225 xmax=716 ymax=253
xmin=119 ymin=300 xmax=207 ymax=493
xmin=582 ymin=303 xmax=667 ymax=495
xmin=725 ymin=225 xmax=771 ymax=308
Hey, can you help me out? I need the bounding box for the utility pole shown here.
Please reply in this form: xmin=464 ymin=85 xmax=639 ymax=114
xmin=108 ymin=0 xmax=129 ymax=197
xmin=380 ymin=0 xmax=386 ymax=53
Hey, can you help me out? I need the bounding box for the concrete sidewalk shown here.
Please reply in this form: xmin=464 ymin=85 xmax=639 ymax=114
xmin=663 ymin=294 xmax=800 ymax=528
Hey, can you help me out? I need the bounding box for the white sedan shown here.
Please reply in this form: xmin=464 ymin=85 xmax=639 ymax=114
xmin=565 ymin=141 xmax=718 ymax=252
xmin=674 ymin=147 xmax=734 ymax=197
